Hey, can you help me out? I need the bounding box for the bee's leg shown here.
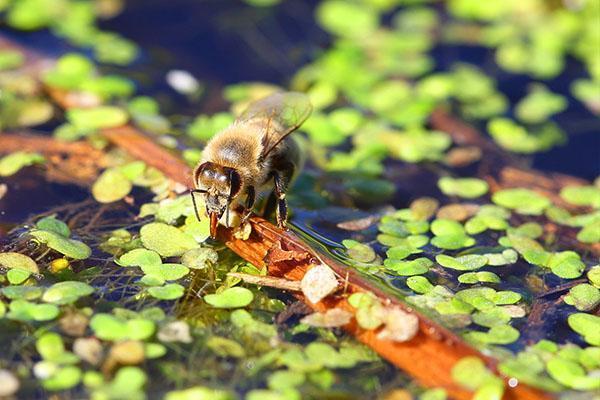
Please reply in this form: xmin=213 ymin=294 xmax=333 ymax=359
xmin=272 ymin=172 xmax=288 ymax=229
xmin=241 ymin=186 xmax=255 ymax=223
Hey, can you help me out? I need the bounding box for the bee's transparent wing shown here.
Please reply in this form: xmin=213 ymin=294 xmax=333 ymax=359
xmin=236 ymin=91 xmax=312 ymax=160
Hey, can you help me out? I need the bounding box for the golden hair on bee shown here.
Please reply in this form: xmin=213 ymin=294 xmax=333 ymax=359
xmin=190 ymin=91 xmax=312 ymax=238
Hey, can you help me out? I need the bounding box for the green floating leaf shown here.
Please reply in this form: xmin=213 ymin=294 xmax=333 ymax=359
xmin=435 ymin=298 xmax=473 ymax=315
xmin=148 ymin=283 xmax=185 ymax=300
xmin=438 ymin=177 xmax=489 ymax=199
xmin=140 ymin=222 xmax=199 ymax=257
xmin=42 ymin=281 xmax=94 ymax=305
xmin=165 ymin=386 xmax=234 ymax=400
xmin=0 ymin=252 xmax=39 ymax=273
xmin=41 ymin=366 xmax=82 ymax=391
xmin=142 ymin=264 xmax=189 ymax=281
xmin=0 ymin=151 xmax=44 ymax=177
xmin=92 ymin=168 xmax=133 ymax=203
xmin=343 ymin=240 xmax=377 ymax=263
xmin=560 ymin=186 xmax=600 ymax=208
xmin=206 ymin=336 xmax=246 ymax=358
xmin=588 ymin=266 xmax=600 ymax=288
xmin=564 ymin=284 xmax=600 ymax=311
xmin=118 ymin=248 xmax=162 ymax=267
xmin=204 ymin=287 xmax=254 ymax=308
xmin=90 ymin=367 xmax=147 ymax=400
xmin=458 ymin=271 xmax=501 ymax=284
xmin=1 ymin=285 xmax=43 ymax=300
xmin=90 ymin=313 xmax=155 ymax=341
xmin=406 ymin=276 xmax=434 ymax=294
xmin=464 ymin=324 xmax=520 ymax=344
xmin=451 ymin=356 xmax=499 ymax=391
xmin=67 ymin=106 xmax=128 ymax=131
xmin=547 ymin=251 xmax=585 ymax=279
xmin=577 ymin=220 xmax=600 ymax=244
xmin=93 ymin=33 xmax=139 ymax=66
xmin=436 ymin=254 xmax=488 ymax=271
xmin=492 ymin=188 xmax=550 ymax=215
xmin=488 ymin=118 xmax=565 ymax=154
xmin=484 ymin=249 xmax=518 ymax=266
xmin=515 ymin=84 xmax=567 ymax=124
xmin=571 ymin=79 xmax=600 ymax=114
xmin=316 ymin=0 xmax=378 ymax=38
xmin=430 ymin=219 xmax=475 ymax=250
xmin=36 ymin=332 xmax=78 ymax=364
xmin=36 ymin=216 xmax=70 ymax=237
xmin=568 ymin=313 xmax=600 ymax=346
xmin=7 ymin=299 xmax=59 ymax=321
xmin=80 ymin=75 xmax=135 ymax=100
xmin=181 ymin=248 xmax=219 ymax=270
xmin=384 ymin=257 xmax=432 ymax=276
xmin=472 ymin=307 xmax=511 ymax=328
xmin=30 ymin=230 xmax=91 ymax=260
xmin=546 ymin=357 xmax=600 ymax=391
xmin=43 ymin=53 xmax=94 ymax=90
xmin=499 ymin=353 xmax=563 ymax=392
xmin=145 ymin=343 xmax=167 ymax=359
xmin=6 ymin=268 xmax=31 ymax=285
xmin=187 ymin=112 xmax=234 ymax=141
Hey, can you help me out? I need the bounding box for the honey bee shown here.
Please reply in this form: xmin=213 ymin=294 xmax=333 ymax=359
xmin=191 ymin=91 xmax=312 ymax=238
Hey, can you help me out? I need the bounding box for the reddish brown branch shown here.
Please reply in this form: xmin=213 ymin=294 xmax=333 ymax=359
xmin=0 ymin=133 xmax=103 ymax=158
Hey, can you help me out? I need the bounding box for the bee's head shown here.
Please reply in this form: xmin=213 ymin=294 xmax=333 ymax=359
xmin=192 ymin=162 xmax=242 ymax=238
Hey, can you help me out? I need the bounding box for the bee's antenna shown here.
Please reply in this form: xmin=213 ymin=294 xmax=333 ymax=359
xmin=190 ymin=189 xmax=207 ymax=222
xmin=225 ymin=203 xmax=230 ymax=228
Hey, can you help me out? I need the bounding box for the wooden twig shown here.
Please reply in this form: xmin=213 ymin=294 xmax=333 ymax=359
xmin=0 ymin=132 xmax=104 ymax=158
xmin=0 ymin=133 xmax=105 ymax=185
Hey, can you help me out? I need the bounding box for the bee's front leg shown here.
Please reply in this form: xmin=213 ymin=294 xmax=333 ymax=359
xmin=272 ymin=172 xmax=288 ymax=229
xmin=240 ymin=186 xmax=255 ymax=223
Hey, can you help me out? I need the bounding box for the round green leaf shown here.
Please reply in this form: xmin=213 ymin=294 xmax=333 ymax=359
xmin=204 ymin=287 xmax=254 ymax=308
xmin=118 ymin=248 xmax=162 ymax=267
xmin=42 ymin=281 xmax=94 ymax=305
xmin=147 ymin=283 xmax=185 ymax=300
xmin=0 ymin=152 xmax=44 ymax=177
xmin=568 ymin=313 xmax=600 ymax=346
xmin=492 ymin=189 xmax=550 ymax=215
xmin=30 ymin=230 xmax=91 ymax=260
xmin=0 ymin=252 xmax=39 ymax=273
xmin=67 ymin=106 xmax=128 ymax=131
xmin=316 ymin=0 xmax=378 ymax=38
xmin=438 ymin=177 xmax=489 ymax=199
xmin=92 ymin=168 xmax=133 ymax=203
xmin=140 ymin=223 xmax=199 ymax=257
